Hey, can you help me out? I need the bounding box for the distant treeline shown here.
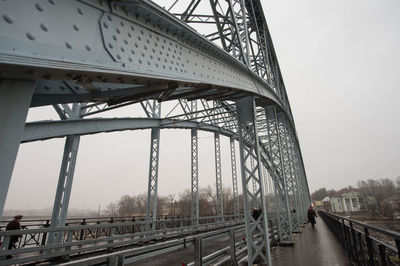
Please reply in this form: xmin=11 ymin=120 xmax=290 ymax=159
xmin=105 ymin=185 xmax=243 ymax=218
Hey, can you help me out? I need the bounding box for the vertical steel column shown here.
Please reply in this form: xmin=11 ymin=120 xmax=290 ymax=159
xmin=0 ymin=80 xmax=35 ymax=221
xmin=277 ymin=112 xmax=300 ymax=233
xmin=287 ymin=125 xmax=306 ymax=223
xmin=144 ymin=100 xmax=161 ymax=229
xmin=214 ymin=133 xmax=223 ymax=218
xmin=48 ymin=103 xmax=85 ymax=244
xmin=230 ymin=137 xmax=240 ymax=217
xmin=191 ymin=128 xmax=199 ymax=226
xmin=251 ymin=158 xmax=257 ymax=194
xmin=290 ymin=128 xmax=311 ymax=215
xmin=262 ymin=166 xmax=269 ymax=210
xmin=265 ymin=106 xmax=293 ymax=243
xmin=188 ymin=100 xmax=199 ymax=226
xmin=282 ymin=117 xmax=304 ymax=226
xmin=236 ymin=96 xmax=271 ymax=265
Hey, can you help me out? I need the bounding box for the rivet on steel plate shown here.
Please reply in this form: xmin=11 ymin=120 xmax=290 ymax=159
xmin=40 ymin=23 xmax=49 ymax=32
xmin=35 ymin=3 xmax=44 ymax=12
xmin=3 ymin=14 xmax=14 ymax=24
xmin=26 ymin=32 xmax=36 ymax=41
xmin=65 ymin=42 xmax=72 ymax=49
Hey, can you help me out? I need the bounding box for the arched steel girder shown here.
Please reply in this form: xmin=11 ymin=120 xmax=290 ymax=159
xmin=0 ymin=0 xmax=287 ymax=115
xmin=22 ymin=118 xmax=234 ymax=143
xmin=22 ymin=116 xmax=298 ymax=203
xmin=21 ymin=116 xmax=281 ymax=183
xmin=22 ymin=111 xmax=305 ymax=194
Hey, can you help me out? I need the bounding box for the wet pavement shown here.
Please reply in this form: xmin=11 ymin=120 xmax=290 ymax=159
xmin=270 ymin=217 xmax=351 ymax=266
xmin=129 ymin=217 xmax=351 ymax=265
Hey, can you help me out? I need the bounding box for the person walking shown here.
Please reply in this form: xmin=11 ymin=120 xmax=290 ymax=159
xmin=307 ymin=206 xmax=318 ymax=228
xmin=5 ymin=215 xmax=23 ymax=258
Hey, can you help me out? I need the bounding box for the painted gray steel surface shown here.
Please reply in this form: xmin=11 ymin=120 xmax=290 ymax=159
xmin=0 ymin=0 xmax=311 ymax=264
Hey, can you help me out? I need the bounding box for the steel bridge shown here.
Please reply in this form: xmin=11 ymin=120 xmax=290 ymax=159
xmin=0 ymin=0 xmax=312 ymax=265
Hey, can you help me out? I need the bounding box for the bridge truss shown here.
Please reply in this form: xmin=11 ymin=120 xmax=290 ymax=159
xmin=0 ymin=0 xmax=311 ymax=264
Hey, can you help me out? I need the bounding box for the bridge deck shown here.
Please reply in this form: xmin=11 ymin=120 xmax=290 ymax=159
xmin=126 ymin=217 xmax=351 ymax=265
xmin=271 ymin=217 xmax=351 ymax=266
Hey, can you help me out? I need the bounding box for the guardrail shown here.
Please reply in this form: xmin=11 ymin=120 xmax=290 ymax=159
xmin=0 ymin=215 xmax=246 ymax=265
xmin=58 ymin=218 xmax=279 ymax=266
xmin=319 ymin=210 xmax=400 ymax=266
xmin=0 ymin=214 xmax=194 ymax=230
xmin=0 ymin=214 xmax=243 ymax=249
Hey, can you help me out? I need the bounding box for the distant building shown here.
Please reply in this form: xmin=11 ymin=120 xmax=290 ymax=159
xmin=326 ymin=191 xmax=375 ymax=213
xmin=313 ymin=200 xmax=324 ymax=207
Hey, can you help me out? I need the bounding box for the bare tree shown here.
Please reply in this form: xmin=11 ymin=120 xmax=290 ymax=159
xmin=311 ymin=188 xmax=329 ymax=201
xmin=105 ymin=202 xmax=119 ymax=216
xmin=118 ymin=195 xmax=136 ymax=216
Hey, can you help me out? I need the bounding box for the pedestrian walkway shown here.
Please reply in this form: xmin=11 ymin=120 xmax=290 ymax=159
xmin=270 ymin=217 xmax=351 ymax=266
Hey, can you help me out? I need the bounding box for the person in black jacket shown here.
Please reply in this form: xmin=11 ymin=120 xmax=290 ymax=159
xmin=307 ymin=206 xmax=318 ymax=228
xmin=6 ymin=215 xmax=23 ymax=253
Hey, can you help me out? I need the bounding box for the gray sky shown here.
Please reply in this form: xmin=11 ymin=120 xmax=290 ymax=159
xmin=5 ymin=0 xmax=400 ymax=210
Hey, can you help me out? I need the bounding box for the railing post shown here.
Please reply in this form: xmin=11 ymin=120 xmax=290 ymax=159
xmin=131 ymin=216 xmax=135 ymax=233
xmin=229 ymin=228 xmax=237 ymax=265
xmin=1 ymin=236 xmax=10 ymax=251
xmin=80 ymin=218 xmax=86 ymax=241
xmin=107 ymin=220 xmax=115 ymax=252
xmin=108 ymin=255 xmax=118 ymax=266
xmin=364 ymin=227 xmax=375 ymax=265
xmin=195 ymin=237 xmax=203 ymax=266
xmin=341 ymin=218 xmax=350 ymax=257
xmin=42 ymin=220 xmax=50 ymax=246
xmin=378 ymin=244 xmax=387 ymax=266
xmin=356 ymin=231 xmax=365 ymax=264
xmin=62 ymin=230 xmax=74 ymax=261
xmin=349 ymin=221 xmax=359 ymax=264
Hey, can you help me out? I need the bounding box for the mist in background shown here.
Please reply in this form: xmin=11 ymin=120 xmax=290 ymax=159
xmin=4 ymin=0 xmax=400 ymax=212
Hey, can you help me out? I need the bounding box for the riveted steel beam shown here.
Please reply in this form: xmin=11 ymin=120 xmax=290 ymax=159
xmin=0 ymin=0 xmax=284 ymax=111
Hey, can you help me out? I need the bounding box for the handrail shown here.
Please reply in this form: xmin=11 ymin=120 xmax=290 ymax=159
xmin=59 ymin=223 xmax=277 ymax=266
xmin=319 ymin=210 xmax=400 ymax=265
xmin=0 ymin=215 xmax=278 ymax=265
xmin=320 ymin=211 xmax=400 ymax=241
xmin=0 ymin=215 xmax=246 ymax=264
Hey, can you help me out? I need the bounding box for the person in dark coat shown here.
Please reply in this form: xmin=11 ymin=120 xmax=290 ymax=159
xmin=307 ymin=206 xmax=318 ymax=228
xmin=5 ymin=215 xmax=23 ymax=252
xmin=252 ymin=207 xmax=261 ymax=221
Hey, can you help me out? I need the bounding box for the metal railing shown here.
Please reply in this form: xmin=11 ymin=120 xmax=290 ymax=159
xmin=58 ymin=218 xmax=279 ymax=266
xmin=0 ymin=214 xmax=243 ymax=249
xmin=319 ymin=210 xmax=400 ymax=266
xmin=0 ymin=215 xmax=245 ymax=265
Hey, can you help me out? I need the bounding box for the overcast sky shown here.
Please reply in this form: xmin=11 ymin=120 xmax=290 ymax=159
xmin=4 ymin=0 xmax=400 ymax=211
